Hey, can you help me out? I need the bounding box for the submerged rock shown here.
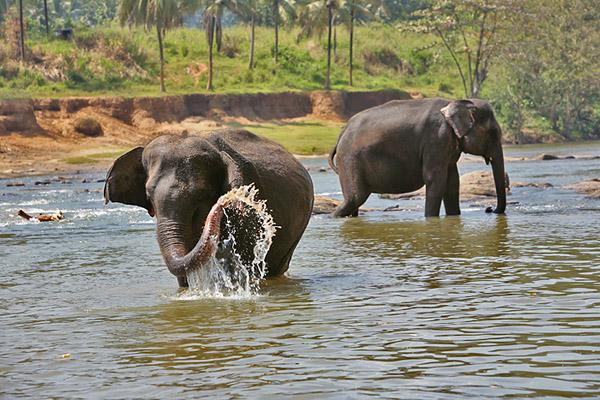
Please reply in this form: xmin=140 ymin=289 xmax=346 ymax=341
xmin=380 ymin=171 xmax=512 ymax=201
xmin=565 ymin=178 xmax=600 ymax=198
xmin=535 ymin=153 xmax=575 ymax=161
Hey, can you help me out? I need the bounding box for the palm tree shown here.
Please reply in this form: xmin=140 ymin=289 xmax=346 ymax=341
xmin=119 ymin=0 xmax=184 ymax=92
xmin=247 ymin=0 xmax=259 ymax=69
xmin=297 ymin=0 xmax=338 ymax=89
xmin=43 ymin=0 xmax=49 ymax=36
xmin=272 ymin=0 xmax=296 ymax=62
xmin=18 ymin=0 xmax=25 ymax=60
xmin=336 ymin=0 xmax=376 ymax=86
xmin=202 ymin=0 xmax=247 ymax=89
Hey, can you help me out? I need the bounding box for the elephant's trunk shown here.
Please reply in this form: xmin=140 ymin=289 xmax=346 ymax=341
xmin=156 ymin=203 xmax=224 ymax=278
xmin=489 ymin=145 xmax=507 ymax=214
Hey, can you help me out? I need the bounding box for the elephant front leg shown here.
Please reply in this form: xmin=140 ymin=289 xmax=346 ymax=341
xmin=443 ymin=164 xmax=460 ymax=216
xmin=424 ymin=168 xmax=448 ymax=217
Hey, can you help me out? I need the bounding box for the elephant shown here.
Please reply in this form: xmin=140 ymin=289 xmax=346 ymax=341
xmin=104 ymin=129 xmax=314 ymax=288
xmin=328 ymin=98 xmax=507 ymax=218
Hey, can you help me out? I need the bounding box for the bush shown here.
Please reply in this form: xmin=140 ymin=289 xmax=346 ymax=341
xmin=74 ymin=117 xmax=103 ymax=136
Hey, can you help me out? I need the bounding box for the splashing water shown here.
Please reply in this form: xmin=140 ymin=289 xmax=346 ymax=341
xmin=183 ymin=185 xmax=277 ymax=298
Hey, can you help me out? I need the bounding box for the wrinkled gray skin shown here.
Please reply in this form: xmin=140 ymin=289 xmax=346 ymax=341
xmin=104 ymin=129 xmax=314 ymax=287
xmin=329 ymin=98 xmax=506 ymax=217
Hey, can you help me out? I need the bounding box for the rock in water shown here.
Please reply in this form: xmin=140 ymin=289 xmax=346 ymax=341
xmin=565 ymin=178 xmax=600 ymax=198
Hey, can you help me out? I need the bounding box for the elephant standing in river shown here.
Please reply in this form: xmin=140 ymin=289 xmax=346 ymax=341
xmin=329 ymin=98 xmax=507 ymax=217
xmin=104 ymin=129 xmax=314 ymax=287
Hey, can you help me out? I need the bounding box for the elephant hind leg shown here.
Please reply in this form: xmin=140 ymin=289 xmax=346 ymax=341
xmin=333 ymin=158 xmax=370 ymax=218
xmin=334 ymin=183 xmax=370 ymax=218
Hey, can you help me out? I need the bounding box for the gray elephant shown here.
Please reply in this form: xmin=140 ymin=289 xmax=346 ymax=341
xmin=328 ymin=98 xmax=506 ymax=217
xmin=104 ymin=129 xmax=314 ymax=287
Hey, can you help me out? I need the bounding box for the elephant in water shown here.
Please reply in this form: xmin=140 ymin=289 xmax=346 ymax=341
xmin=104 ymin=130 xmax=314 ymax=287
xmin=328 ymin=98 xmax=507 ymax=217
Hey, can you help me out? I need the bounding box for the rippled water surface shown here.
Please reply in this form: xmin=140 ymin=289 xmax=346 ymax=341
xmin=1 ymin=142 xmax=599 ymax=399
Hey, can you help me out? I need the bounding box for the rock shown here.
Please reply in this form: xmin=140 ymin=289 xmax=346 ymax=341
xmin=380 ymin=171 xmax=511 ymax=201
xmin=313 ymin=195 xmax=341 ymax=214
xmin=74 ymin=117 xmax=103 ymax=137
xmin=512 ymin=181 xmax=553 ymax=188
xmin=0 ymin=99 xmax=43 ymax=135
xmin=35 ymin=180 xmax=52 ymax=185
xmin=535 ymin=154 xmax=575 ymax=161
xmin=313 ymin=195 xmax=376 ymax=215
xmin=18 ymin=210 xmax=64 ymax=222
xmin=6 ymin=181 xmax=25 ymax=187
xmin=565 ymin=178 xmax=600 ymax=198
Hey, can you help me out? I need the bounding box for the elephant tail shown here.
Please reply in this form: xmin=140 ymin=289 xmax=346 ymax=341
xmin=329 ymin=126 xmax=346 ymax=174
xmin=328 ymin=145 xmax=338 ymax=174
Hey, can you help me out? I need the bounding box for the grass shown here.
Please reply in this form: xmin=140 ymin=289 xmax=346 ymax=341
xmin=63 ymin=150 xmax=128 ymax=164
xmin=0 ymin=23 xmax=463 ymax=99
xmin=235 ymin=120 xmax=344 ymax=155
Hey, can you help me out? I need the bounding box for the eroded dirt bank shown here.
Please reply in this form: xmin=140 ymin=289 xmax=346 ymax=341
xmin=0 ymin=90 xmax=413 ymax=178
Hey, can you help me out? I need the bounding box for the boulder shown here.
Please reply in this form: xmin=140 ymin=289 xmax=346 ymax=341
xmin=0 ymin=99 xmax=43 ymax=135
xmin=565 ymin=178 xmax=600 ymax=198
xmin=380 ymin=170 xmax=511 ymax=201
xmin=313 ymin=195 xmax=341 ymax=214
xmin=74 ymin=117 xmax=103 ymax=137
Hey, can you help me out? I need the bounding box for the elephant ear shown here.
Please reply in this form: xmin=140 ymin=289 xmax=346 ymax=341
xmin=103 ymin=147 xmax=150 ymax=211
xmin=440 ymin=100 xmax=477 ymax=138
xmin=215 ymin=138 xmax=261 ymax=191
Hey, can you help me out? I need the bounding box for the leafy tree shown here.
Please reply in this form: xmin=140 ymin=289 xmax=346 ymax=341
xmin=494 ymin=0 xmax=600 ymax=139
xmin=410 ymin=0 xmax=516 ymax=98
xmin=119 ymin=0 xmax=184 ymax=92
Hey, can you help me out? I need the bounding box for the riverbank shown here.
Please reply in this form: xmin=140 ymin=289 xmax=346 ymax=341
xmin=1 ymin=90 xmax=597 ymax=179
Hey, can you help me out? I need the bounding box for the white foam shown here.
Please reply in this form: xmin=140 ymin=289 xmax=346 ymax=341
xmin=183 ymin=184 xmax=277 ymax=299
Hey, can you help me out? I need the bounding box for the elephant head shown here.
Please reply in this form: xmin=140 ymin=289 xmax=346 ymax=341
xmin=441 ymin=99 xmax=506 ymax=214
xmin=103 ymin=135 xmax=260 ymax=287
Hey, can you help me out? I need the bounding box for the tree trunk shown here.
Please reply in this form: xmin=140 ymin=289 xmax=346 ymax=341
xmin=43 ymin=0 xmax=49 ymax=36
xmin=349 ymin=9 xmax=354 ymax=86
xmin=157 ymin=25 xmax=165 ymax=93
xmin=18 ymin=0 xmax=25 ymax=61
xmin=326 ymin=4 xmax=333 ymax=90
xmin=207 ymin=16 xmax=215 ymax=91
xmin=333 ymin=18 xmax=337 ymax=61
xmin=274 ymin=0 xmax=279 ymax=62
xmin=249 ymin=15 xmax=255 ymax=69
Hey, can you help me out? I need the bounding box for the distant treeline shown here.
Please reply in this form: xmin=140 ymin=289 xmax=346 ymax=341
xmin=0 ymin=0 xmax=598 ymax=141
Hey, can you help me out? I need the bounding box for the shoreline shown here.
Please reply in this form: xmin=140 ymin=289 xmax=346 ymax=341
xmin=2 ymin=146 xmax=599 ymax=181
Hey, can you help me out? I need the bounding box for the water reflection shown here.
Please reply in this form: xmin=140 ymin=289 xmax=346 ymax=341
xmin=1 ymin=149 xmax=600 ymax=398
xmin=114 ymin=278 xmax=314 ymax=378
xmin=339 ymin=215 xmax=510 ymax=260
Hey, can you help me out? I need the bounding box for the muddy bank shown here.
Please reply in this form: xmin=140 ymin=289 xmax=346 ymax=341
xmin=1 ymin=89 xmax=412 ymax=136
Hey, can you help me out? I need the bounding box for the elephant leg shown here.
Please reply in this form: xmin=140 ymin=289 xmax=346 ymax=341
xmin=334 ymin=169 xmax=369 ymax=217
xmin=334 ymin=190 xmax=369 ymax=217
xmin=443 ymin=164 xmax=460 ymax=216
xmin=424 ymin=169 xmax=448 ymax=217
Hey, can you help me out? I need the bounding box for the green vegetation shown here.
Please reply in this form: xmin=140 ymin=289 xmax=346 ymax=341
xmin=64 ymin=150 xmax=128 ymax=164
xmin=0 ymin=24 xmax=459 ymax=99
xmin=236 ymin=119 xmax=343 ymax=154
xmin=0 ymin=0 xmax=597 ymax=142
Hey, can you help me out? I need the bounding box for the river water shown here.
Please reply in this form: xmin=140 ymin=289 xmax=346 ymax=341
xmin=1 ymin=142 xmax=599 ymax=399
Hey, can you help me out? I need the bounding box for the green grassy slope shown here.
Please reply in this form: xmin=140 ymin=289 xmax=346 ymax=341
xmin=0 ymin=23 xmax=463 ymax=99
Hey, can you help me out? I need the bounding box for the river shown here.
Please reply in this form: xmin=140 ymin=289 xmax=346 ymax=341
xmin=1 ymin=142 xmax=599 ymax=398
